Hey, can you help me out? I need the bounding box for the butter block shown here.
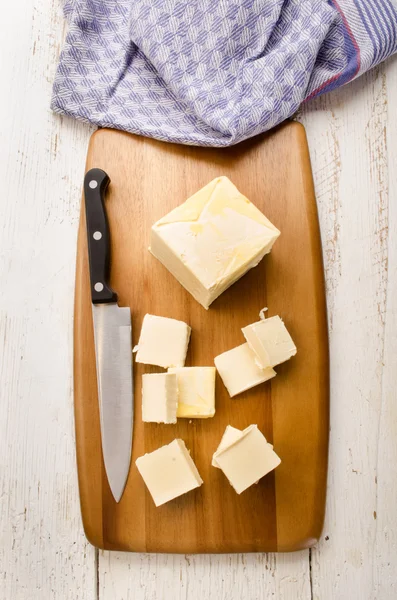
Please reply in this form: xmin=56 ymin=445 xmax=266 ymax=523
xmin=214 ymin=343 xmax=276 ymax=397
xmin=212 ymin=425 xmax=281 ymax=494
xmin=150 ymin=176 xmax=280 ymax=309
xmin=242 ymin=315 xmax=297 ymax=368
xmin=168 ymin=367 xmax=216 ymax=418
xmin=142 ymin=373 xmax=178 ymax=424
xmin=134 ymin=314 xmax=191 ymax=368
xmin=135 ymin=439 xmax=203 ymax=507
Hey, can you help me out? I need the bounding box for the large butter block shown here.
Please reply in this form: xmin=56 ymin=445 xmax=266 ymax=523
xmin=242 ymin=315 xmax=297 ymax=368
xmin=134 ymin=314 xmax=191 ymax=369
xmin=135 ymin=439 xmax=203 ymax=507
xmin=214 ymin=342 xmax=276 ymax=397
xmin=150 ymin=177 xmax=280 ymax=309
xmin=212 ymin=425 xmax=281 ymax=494
xmin=168 ymin=367 xmax=216 ymax=418
xmin=142 ymin=373 xmax=178 ymax=424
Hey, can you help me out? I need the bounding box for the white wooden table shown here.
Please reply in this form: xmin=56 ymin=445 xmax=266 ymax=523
xmin=1 ymin=2 xmax=396 ymax=598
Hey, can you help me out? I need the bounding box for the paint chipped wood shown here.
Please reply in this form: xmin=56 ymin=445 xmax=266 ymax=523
xmin=1 ymin=0 xmax=396 ymax=598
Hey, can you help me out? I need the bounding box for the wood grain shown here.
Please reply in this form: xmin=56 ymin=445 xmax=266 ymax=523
xmin=298 ymin=57 xmax=397 ymax=600
xmin=98 ymin=550 xmax=312 ymax=600
xmin=0 ymin=1 xmax=96 ymax=599
xmin=74 ymin=122 xmax=329 ymax=553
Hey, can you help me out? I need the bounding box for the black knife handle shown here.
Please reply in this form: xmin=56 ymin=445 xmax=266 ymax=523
xmin=84 ymin=168 xmax=118 ymax=304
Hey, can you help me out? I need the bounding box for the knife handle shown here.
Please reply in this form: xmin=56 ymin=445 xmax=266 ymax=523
xmin=84 ymin=168 xmax=118 ymax=304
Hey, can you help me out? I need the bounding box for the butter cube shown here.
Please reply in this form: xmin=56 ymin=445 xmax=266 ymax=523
xmin=168 ymin=367 xmax=216 ymax=418
xmin=142 ymin=373 xmax=178 ymax=424
xmin=212 ymin=425 xmax=281 ymax=494
xmin=150 ymin=177 xmax=280 ymax=309
xmin=135 ymin=439 xmax=203 ymax=507
xmin=214 ymin=343 xmax=276 ymax=397
xmin=212 ymin=426 xmax=242 ymax=467
xmin=134 ymin=314 xmax=191 ymax=368
xmin=212 ymin=425 xmax=275 ymax=468
xmin=242 ymin=315 xmax=297 ymax=368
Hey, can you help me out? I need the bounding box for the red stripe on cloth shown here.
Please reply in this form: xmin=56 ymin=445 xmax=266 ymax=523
xmin=305 ymin=0 xmax=361 ymax=101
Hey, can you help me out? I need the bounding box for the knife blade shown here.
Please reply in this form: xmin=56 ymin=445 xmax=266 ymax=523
xmin=84 ymin=168 xmax=133 ymax=503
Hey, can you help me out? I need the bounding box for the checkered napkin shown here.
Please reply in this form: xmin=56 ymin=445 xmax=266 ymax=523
xmin=52 ymin=0 xmax=397 ymax=146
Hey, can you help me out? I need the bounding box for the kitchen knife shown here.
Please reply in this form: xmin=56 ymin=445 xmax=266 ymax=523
xmin=84 ymin=168 xmax=133 ymax=503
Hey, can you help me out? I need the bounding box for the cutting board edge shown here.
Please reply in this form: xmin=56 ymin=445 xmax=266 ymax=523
xmin=272 ymin=121 xmax=330 ymax=552
xmin=73 ymin=197 xmax=105 ymax=551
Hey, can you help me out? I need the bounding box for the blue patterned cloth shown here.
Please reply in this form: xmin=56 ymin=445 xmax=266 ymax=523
xmin=52 ymin=0 xmax=397 ymax=146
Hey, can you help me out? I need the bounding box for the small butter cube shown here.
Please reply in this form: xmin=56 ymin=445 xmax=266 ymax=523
xmin=212 ymin=425 xmax=281 ymax=494
xmin=242 ymin=315 xmax=297 ymax=368
xmin=135 ymin=314 xmax=191 ymax=368
xmin=212 ymin=425 xmax=275 ymax=468
xmin=212 ymin=426 xmax=242 ymax=467
xmin=150 ymin=176 xmax=280 ymax=309
xmin=135 ymin=439 xmax=203 ymax=507
xmin=168 ymin=367 xmax=216 ymax=418
xmin=214 ymin=343 xmax=276 ymax=397
xmin=142 ymin=373 xmax=178 ymax=424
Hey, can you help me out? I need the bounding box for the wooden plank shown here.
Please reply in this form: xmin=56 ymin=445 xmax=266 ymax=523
xmin=75 ymin=122 xmax=329 ymax=553
xmin=98 ymin=550 xmax=311 ymax=600
xmin=0 ymin=1 xmax=96 ymax=599
xmin=298 ymin=57 xmax=397 ymax=598
xmin=373 ymin=56 xmax=397 ymax=599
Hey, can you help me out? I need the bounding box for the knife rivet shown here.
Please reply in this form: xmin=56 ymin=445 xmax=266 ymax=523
xmin=89 ymin=180 xmax=98 ymax=189
xmin=93 ymin=231 xmax=102 ymax=240
xmin=94 ymin=282 xmax=104 ymax=292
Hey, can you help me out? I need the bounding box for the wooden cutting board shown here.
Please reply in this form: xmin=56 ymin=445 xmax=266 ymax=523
xmin=74 ymin=122 xmax=329 ymax=553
